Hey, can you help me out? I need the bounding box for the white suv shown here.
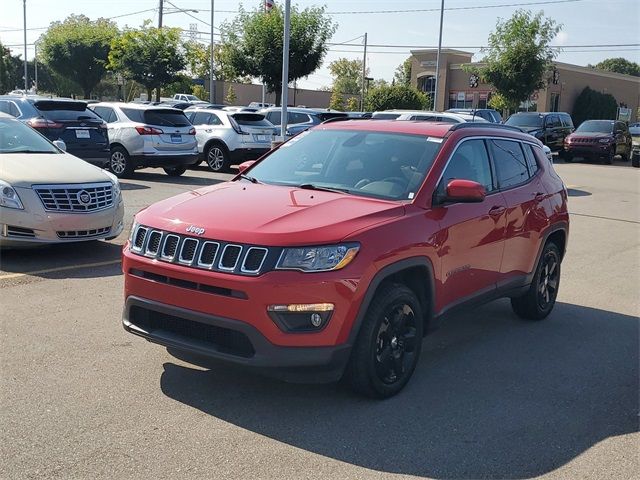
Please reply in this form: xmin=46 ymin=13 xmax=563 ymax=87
xmin=185 ymin=109 xmax=277 ymax=172
xmin=384 ymin=110 xmax=489 ymax=123
xmin=89 ymin=103 xmax=199 ymax=178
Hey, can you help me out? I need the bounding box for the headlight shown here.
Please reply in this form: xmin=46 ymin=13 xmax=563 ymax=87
xmin=276 ymin=243 xmax=360 ymax=272
xmin=128 ymin=221 xmax=139 ymax=243
xmin=104 ymin=171 xmax=122 ymax=199
xmin=0 ymin=180 xmax=24 ymax=210
xmin=598 ymin=138 xmax=612 ymax=144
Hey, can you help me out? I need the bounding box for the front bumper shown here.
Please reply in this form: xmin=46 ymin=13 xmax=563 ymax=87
xmin=0 ymin=188 xmax=124 ymax=247
xmin=564 ymin=144 xmax=612 ymax=157
xmin=123 ymin=296 xmax=351 ymax=382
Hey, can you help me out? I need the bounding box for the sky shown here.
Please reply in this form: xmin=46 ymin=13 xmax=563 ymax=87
xmin=0 ymin=0 xmax=638 ymax=91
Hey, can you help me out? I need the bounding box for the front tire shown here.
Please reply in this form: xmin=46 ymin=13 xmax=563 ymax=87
xmin=511 ymin=242 xmax=561 ymax=320
xmin=205 ymin=143 xmax=230 ymax=172
xmin=110 ymin=146 xmax=134 ymax=178
xmin=345 ymin=283 xmax=423 ymax=398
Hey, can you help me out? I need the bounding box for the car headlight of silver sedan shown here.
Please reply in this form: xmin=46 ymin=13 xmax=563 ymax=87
xmin=276 ymin=243 xmax=360 ymax=272
xmin=0 ymin=180 xmax=24 ymax=210
xmin=104 ymin=171 xmax=122 ymax=200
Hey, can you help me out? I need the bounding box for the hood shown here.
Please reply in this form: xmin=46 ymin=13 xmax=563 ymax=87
xmin=568 ymin=132 xmax=612 ymax=139
xmin=1 ymin=152 xmax=113 ymax=187
xmin=137 ymin=181 xmax=406 ymax=246
xmin=519 ymin=127 xmax=542 ymax=134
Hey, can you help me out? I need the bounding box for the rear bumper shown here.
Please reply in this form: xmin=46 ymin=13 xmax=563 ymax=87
xmin=123 ymin=296 xmax=352 ymax=383
xmin=228 ymin=147 xmax=271 ymax=163
xmin=130 ymin=154 xmax=200 ymax=169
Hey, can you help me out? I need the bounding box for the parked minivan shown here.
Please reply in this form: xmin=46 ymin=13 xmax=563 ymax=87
xmin=505 ymin=112 xmax=574 ymax=152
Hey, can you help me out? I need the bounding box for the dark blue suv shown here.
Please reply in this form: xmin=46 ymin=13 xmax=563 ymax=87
xmin=0 ymin=95 xmax=109 ymax=167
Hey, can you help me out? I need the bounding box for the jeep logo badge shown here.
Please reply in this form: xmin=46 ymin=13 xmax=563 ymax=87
xmin=186 ymin=225 xmax=205 ymax=236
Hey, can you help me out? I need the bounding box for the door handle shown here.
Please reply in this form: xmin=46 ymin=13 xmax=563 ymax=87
xmin=534 ymin=192 xmax=545 ymax=201
xmin=488 ymin=206 xmax=505 ymax=217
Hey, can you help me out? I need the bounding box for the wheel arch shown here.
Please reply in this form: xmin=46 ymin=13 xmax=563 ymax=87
xmin=110 ymin=142 xmax=129 ymax=154
xmin=347 ymin=257 xmax=436 ymax=345
xmin=203 ymin=138 xmax=229 ymax=155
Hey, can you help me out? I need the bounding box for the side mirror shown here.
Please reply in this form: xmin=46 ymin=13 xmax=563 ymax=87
xmin=445 ymin=179 xmax=486 ymax=203
xmin=238 ymin=160 xmax=255 ymax=173
xmin=53 ymin=139 xmax=67 ymax=151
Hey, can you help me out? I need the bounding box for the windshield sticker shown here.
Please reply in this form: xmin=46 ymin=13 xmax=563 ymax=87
xmin=427 ymin=137 xmax=443 ymax=143
xmin=408 ymin=192 xmax=415 ymax=199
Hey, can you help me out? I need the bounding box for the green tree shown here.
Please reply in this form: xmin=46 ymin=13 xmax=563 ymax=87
xmin=572 ymin=86 xmax=618 ymax=126
xmin=0 ymin=43 xmax=9 ymax=93
xmin=329 ymin=90 xmax=345 ymax=110
xmin=329 ymin=58 xmax=366 ymax=95
xmin=38 ymin=15 xmax=118 ymax=98
xmin=346 ymin=96 xmax=359 ymax=111
xmin=473 ymin=10 xmax=561 ymax=111
xmin=221 ymin=5 xmax=336 ymax=106
xmin=183 ymin=41 xmax=247 ymax=83
xmin=108 ymin=21 xmax=186 ymax=102
xmin=393 ymin=58 xmax=412 ymax=87
xmin=225 ymin=85 xmax=238 ymax=104
xmin=163 ymin=73 xmax=195 ymax=97
xmin=593 ymin=58 xmax=640 ymax=77
xmin=365 ymin=84 xmax=428 ymax=111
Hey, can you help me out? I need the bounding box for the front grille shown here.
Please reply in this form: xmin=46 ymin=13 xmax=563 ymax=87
xmin=129 ymin=305 xmax=255 ymax=358
xmin=34 ymin=183 xmax=114 ymax=213
xmin=130 ymin=225 xmax=273 ymax=276
xmin=57 ymin=227 xmax=111 ymax=239
xmin=5 ymin=225 xmax=36 ymax=238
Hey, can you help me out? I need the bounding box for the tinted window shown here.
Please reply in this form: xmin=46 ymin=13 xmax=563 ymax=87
xmin=33 ymin=101 xmax=102 ymax=121
xmin=143 ymin=109 xmax=190 ymax=127
xmin=288 ymin=112 xmax=310 ymax=124
xmin=524 ymin=144 xmax=539 ymax=175
xmin=191 ymin=112 xmax=212 ymax=125
xmin=560 ymin=114 xmax=573 ymax=128
xmin=489 ymin=139 xmax=529 ymax=189
xmin=411 ymin=115 xmax=436 ymax=121
xmin=0 ymin=101 xmax=12 ymax=115
xmin=372 ymin=113 xmax=402 ymax=119
xmin=120 ymin=108 xmax=145 ymax=123
xmin=246 ymin=129 xmax=442 ymax=201
xmin=439 ymin=139 xmax=493 ymax=194
xmin=232 ymin=113 xmax=273 ymax=127
xmin=267 ymin=111 xmax=281 ymax=125
xmin=92 ymin=106 xmax=117 ymax=123
xmin=546 ymin=115 xmax=561 ymax=128
xmin=505 ymin=114 xmax=543 ymax=128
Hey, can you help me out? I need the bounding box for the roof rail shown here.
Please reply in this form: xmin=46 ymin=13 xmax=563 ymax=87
xmin=449 ymin=122 xmax=524 ymax=133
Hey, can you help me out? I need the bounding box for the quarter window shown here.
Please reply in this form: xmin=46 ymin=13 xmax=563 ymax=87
xmin=523 ymin=144 xmax=539 ymax=176
xmin=439 ymin=139 xmax=494 ymax=194
xmin=489 ymin=139 xmax=529 ymax=189
xmin=191 ymin=112 xmax=212 ymax=125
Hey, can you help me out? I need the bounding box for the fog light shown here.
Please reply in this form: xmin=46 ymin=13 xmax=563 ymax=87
xmin=267 ymin=303 xmax=334 ymax=332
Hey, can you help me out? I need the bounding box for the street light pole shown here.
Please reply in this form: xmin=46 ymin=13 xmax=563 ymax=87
xmin=158 ymin=0 xmax=163 ymax=28
xmin=360 ymin=32 xmax=367 ymax=111
xmin=280 ymin=0 xmax=291 ymax=141
xmin=433 ymin=0 xmax=445 ymax=111
xmin=210 ymin=0 xmax=215 ymax=103
xmin=34 ymin=42 xmax=38 ymax=94
xmin=23 ymin=0 xmax=28 ymax=91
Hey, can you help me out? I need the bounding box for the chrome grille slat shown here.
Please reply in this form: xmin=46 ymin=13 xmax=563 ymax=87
xmin=56 ymin=227 xmax=111 ymax=239
xmin=33 ymin=182 xmax=114 ymax=213
xmin=130 ymin=225 xmax=270 ymax=275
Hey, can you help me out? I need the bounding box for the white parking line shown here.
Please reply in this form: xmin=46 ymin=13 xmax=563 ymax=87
xmin=0 ymin=259 xmax=121 ymax=281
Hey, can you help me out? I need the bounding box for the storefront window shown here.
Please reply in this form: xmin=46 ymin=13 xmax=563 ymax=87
xmin=449 ymin=92 xmax=473 ymax=109
xmin=550 ymin=93 xmax=560 ymax=112
xmin=418 ymin=76 xmax=436 ymax=106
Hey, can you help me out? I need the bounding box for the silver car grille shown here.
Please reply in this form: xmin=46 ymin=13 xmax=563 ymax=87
xmin=130 ymin=225 xmax=270 ymax=276
xmin=57 ymin=227 xmax=111 ymax=239
xmin=33 ymin=183 xmax=114 ymax=213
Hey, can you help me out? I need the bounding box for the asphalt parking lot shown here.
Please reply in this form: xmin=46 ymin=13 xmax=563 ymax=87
xmin=1 ymin=160 xmax=638 ymax=480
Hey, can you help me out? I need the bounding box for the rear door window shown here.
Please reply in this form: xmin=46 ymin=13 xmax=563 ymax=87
xmin=143 ymin=109 xmax=190 ymax=127
xmin=191 ymin=112 xmax=212 ymax=125
xmin=489 ymin=139 xmax=530 ymax=189
xmin=288 ymin=112 xmax=310 ymax=124
xmin=92 ymin=106 xmax=117 ymax=123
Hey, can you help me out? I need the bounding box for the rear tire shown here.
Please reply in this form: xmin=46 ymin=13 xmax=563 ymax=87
xmin=345 ymin=283 xmax=423 ymax=398
xmin=511 ymin=242 xmax=561 ymax=321
xmin=163 ymin=166 xmax=187 ymax=176
xmin=205 ymin=143 xmax=230 ymax=173
xmin=110 ymin=146 xmax=134 ymax=178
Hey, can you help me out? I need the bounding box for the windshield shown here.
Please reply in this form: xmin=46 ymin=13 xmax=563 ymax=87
xmin=576 ymin=120 xmax=614 ymax=133
xmin=244 ymin=129 xmax=442 ymax=201
xmin=0 ymin=118 xmax=59 ymax=153
xmin=506 ymin=114 xmax=543 ymax=128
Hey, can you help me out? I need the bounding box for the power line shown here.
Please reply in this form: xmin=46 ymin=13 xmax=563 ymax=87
xmin=327 ymin=42 xmax=640 ymax=49
xmin=325 ymin=0 xmax=585 ymax=14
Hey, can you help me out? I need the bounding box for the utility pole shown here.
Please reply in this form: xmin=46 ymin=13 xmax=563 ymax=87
xmin=433 ymin=0 xmax=445 ymax=111
xmin=23 ymin=0 xmax=28 ymax=91
xmin=280 ymin=0 xmax=291 ymax=141
xmin=158 ymin=0 xmax=163 ymax=28
xmin=210 ymin=0 xmax=215 ymax=103
xmin=34 ymin=42 xmax=38 ymax=94
xmin=261 ymin=1 xmax=271 ymax=105
xmin=360 ymin=32 xmax=367 ymax=111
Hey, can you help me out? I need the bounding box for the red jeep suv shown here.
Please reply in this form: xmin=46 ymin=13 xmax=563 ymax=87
xmin=122 ymin=120 xmax=569 ymax=398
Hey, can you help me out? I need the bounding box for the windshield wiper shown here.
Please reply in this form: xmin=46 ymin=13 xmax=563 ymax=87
xmin=4 ymin=149 xmax=58 ymax=154
xmin=239 ymin=173 xmax=261 ymax=184
xmin=297 ymin=183 xmax=350 ymax=194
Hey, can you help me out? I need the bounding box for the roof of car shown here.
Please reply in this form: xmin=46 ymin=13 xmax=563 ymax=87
xmin=90 ymin=102 xmax=183 ymax=111
xmin=259 ymin=106 xmax=334 ymax=115
xmin=318 ymin=119 xmax=455 ymax=136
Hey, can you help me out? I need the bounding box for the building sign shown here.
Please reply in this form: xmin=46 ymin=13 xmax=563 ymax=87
xmin=420 ymin=61 xmax=437 ymax=67
xmin=618 ymin=107 xmax=632 ymax=122
xmin=469 ymin=74 xmax=479 ymax=88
